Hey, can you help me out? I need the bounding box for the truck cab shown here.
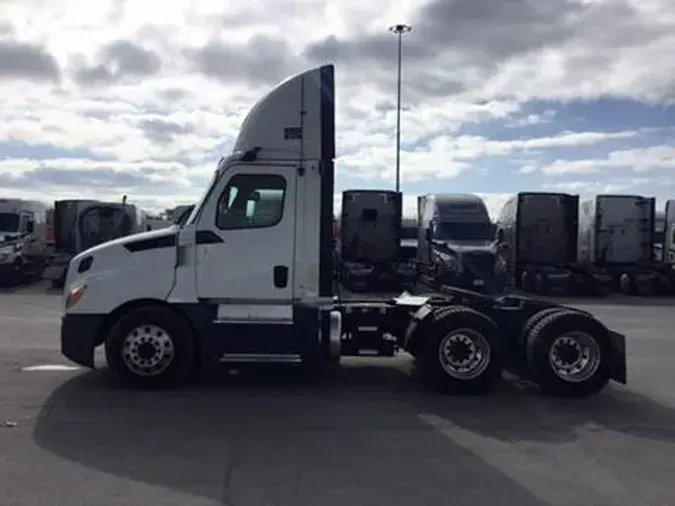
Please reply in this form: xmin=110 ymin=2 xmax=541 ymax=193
xmin=417 ymin=194 xmax=501 ymax=293
xmin=0 ymin=198 xmax=49 ymax=285
xmin=61 ymin=65 xmax=337 ymax=380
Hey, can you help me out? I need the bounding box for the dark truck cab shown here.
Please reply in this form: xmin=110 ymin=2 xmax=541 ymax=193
xmin=337 ymin=189 xmax=403 ymax=292
xmin=417 ymin=194 xmax=503 ymax=293
xmin=43 ymin=200 xmax=140 ymax=288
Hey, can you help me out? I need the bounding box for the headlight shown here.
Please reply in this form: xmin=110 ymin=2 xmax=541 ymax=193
xmin=65 ymin=283 xmax=87 ymax=309
xmin=0 ymin=246 xmax=14 ymax=260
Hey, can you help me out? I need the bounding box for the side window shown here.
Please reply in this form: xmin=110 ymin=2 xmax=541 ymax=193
xmin=216 ymin=174 xmax=286 ymax=230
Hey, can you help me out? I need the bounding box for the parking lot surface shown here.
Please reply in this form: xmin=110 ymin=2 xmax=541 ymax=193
xmin=1 ymin=284 xmax=675 ymax=506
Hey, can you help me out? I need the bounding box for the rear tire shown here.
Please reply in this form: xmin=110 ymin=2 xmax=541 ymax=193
xmin=519 ymin=307 xmax=565 ymax=355
xmin=418 ymin=306 xmax=505 ymax=395
xmin=526 ymin=310 xmax=613 ymax=398
xmin=105 ymin=305 xmax=196 ymax=389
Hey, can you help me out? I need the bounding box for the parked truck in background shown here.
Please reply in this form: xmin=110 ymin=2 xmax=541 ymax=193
xmin=399 ymin=217 xmax=418 ymax=262
xmin=417 ymin=193 xmax=503 ymax=293
xmin=0 ymin=198 xmax=50 ymax=285
xmin=395 ymin=217 xmax=418 ymax=287
xmin=655 ymin=210 xmax=665 ymax=262
xmin=141 ymin=214 xmax=173 ymax=231
xmin=337 ymin=189 xmax=403 ymax=292
xmin=43 ymin=199 xmax=141 ymax=289
xmin=663 ymin=201 xmax=675 ymax=264
xmin=171 ymin=205 xmax=195 ymax=226
xmin=577 ymin=194 xmax=672 ymax=295
xmin=494 ymin=192 xmax=612 ymax=295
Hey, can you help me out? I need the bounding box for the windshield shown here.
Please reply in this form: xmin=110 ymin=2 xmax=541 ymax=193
xmin=436 ymin=221 xmax=494 ymax=241
xmin=185 ymin=166 xmax=223 ymax=226
xmin=0 ymin=213 xmax=20 ymax=233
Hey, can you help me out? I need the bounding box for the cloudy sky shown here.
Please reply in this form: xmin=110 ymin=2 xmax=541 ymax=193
xmin=0 ymin=0 xmax=674 ymax=218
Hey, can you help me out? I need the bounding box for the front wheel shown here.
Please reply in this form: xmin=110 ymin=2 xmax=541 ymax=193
xmin=105 ymin=305 xmax=196 ymax=389
xmin=526 ymin=310 xmax=613 ymax=398
xmin=418 ymin=306 xmax=505 ymax=395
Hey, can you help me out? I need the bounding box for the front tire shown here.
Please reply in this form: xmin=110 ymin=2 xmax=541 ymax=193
xmin=105 ymin=305 xmax=196 ymax=389
xmin=418 ymin=306 xmax=505 ymax=395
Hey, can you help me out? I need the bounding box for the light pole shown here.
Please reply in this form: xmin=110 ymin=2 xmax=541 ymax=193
xmin=388 ymin=23 xmax=412 ymax=193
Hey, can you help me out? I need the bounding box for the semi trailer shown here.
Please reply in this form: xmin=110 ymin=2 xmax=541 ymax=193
xmin=494 ymin=192 xmax=612 ymax=295
xmin=578 ymin=194 xmax=673 ymax=294
xmin=59 ymin=64 xmax=627 ymax=398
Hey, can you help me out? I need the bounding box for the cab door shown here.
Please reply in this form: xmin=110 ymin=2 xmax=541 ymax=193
xmin=194 ymin=163 xmax=298 ymax=322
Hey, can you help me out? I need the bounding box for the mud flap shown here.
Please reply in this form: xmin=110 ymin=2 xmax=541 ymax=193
xmin=608 ymin=329 xmax=627 ymax=384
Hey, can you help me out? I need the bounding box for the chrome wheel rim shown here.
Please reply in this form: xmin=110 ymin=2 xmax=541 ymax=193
xmin=548 ymin=331 xmax=601 ymax=383
xmin=121 ymin=324 xmax=175 ymax=377
xmin=438 ymin=328 xmax=491 ymax=380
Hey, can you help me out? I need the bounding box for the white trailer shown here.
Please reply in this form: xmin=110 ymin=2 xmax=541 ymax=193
xmin=0 ymin=198 xmax=50 ymax=285
xmin=578 ymin=194 xmax=667 ymax=294
xmin=59 ymin=64 xmax=627 ymax=398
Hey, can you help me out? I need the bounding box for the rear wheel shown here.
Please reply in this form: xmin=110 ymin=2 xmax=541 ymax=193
xmin=517 ymin=307 xmax=565 ymax=363
xmin=418 ymin=306 xmax=505 ymax=395
xmin=105 ymin=305 xmax=196 ymax=389
xmin=525 ymin=310 xmax=613 ymax=398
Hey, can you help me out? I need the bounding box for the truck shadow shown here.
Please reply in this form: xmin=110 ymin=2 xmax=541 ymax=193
xmin=416 ymin=378 xmax=675 ymax=444
xmin=33 ymin=362 xmax=559 ymax=506
xmin=32 ymin=361 xmax=675 ymax=504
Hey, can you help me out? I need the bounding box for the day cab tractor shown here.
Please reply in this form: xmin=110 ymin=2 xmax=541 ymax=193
xmin=59 ymin=64 xmax=627 ymax=398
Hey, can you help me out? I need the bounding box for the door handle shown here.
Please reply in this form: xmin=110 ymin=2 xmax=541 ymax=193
xmin=273 ymin=265 xmax=288 ymax=288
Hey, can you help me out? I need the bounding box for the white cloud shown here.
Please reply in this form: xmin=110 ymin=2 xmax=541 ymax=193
xmin=541 ymin=145 xmax=675 ymax=175
xmin=0 ymin=0 xmax=673 ymax=214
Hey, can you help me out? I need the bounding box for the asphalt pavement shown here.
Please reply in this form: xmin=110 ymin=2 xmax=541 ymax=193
xmin=1 ymin=284 xmax=675 ymax=506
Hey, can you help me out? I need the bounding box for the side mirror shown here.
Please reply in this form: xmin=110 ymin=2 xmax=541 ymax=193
xmin=496 ymin=228 xmax=504 ymax=242
xmin=249 ymin=190 xmax=261 ymax=202
xmin=425 ymin=228 xmax=432 ymax=241
xmin=26 ymin=221 xmax=34 ymax=234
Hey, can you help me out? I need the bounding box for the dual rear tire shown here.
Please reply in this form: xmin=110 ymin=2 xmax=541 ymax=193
xmin=415 ymin=305 xmax=614 ymax=397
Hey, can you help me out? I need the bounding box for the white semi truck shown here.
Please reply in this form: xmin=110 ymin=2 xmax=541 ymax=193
xmin=0 ymin=198 xmax=50 ymax=285
xmin=59 ymin=64 xmax=627 ymax=398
